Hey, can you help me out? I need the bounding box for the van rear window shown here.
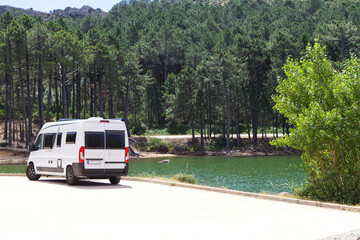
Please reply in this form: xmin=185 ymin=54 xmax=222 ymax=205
xmin=106 ymin=131 xmax=125 ymax=149
xmin=85 ymin=132 xmax=104 ymax=149
xmin=66 ymin=132 xmax=77 ymax=144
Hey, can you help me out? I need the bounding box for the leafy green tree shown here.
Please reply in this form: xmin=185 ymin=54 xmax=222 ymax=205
xmin=273 ymin=42 xmax=360 ymax=204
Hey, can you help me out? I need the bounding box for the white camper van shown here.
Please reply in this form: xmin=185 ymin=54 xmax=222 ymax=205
xmin=26 ymin=117 xmax=129 ymax=185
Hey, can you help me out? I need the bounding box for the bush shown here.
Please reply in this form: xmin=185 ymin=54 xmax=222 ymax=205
xmin=171 ymin=173 xmax=197 ymax=184
xmin=130 ymin=121 xmax=146 ymax=136
xmin=0 ymin=142 xmax=8 ymax=147
xmin=170 ymin=144 xmax=186 ymax=154
xmin=272 ymin=42 xmax=360 ymax=204
xmin=147 ymin=138 xmax=169 ymax=153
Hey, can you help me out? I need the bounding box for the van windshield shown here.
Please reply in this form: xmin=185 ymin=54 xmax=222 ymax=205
xmin=106 ymin=131 xmax=125 ymax=149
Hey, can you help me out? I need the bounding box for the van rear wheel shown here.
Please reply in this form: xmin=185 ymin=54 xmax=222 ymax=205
xmin=26 ymin=163 xmax=41 ymax=181
xmin=66 ymin=166 xmax=78 ymax=185
xmin=109 ymin=176 xmax=121 ymax=185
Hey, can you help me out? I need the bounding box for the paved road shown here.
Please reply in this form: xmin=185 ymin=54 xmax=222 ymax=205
xmin=0 ymin=176 xmax=359 ymax=240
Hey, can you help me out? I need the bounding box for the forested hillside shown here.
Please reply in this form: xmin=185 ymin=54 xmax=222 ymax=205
xmin=1 ymin=0 xmax=359 ymax=150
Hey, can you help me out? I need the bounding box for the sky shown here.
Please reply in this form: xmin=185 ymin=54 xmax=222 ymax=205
xmin=0 ymin=0 xmax=121 ymax=12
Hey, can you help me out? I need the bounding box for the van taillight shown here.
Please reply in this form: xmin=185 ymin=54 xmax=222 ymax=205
xmin=125 ymin=147 xmax=129 ymax=164
xmin=100 ymin=120 xmax=109 ymax=123
xmin=79 ymin=146 xmax=85 ymax=163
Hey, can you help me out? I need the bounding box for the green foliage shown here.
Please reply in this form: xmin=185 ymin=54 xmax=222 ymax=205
xmin=146 ymin=138 xmax=171 ymax=153
xmin=0 ymin=109 xmax=5 ymax=120
xmin=0 ymin=142 xmax=9 ymax=147
xmin=130 ymin=120 xmax=147 ymax=136
xmin=2 ymin=0 xmax=360 ymax=151
xmin=171 ymin=173 xmax=197 ymax=184
xmin=273 ymin=41 xmax=360 ymax=204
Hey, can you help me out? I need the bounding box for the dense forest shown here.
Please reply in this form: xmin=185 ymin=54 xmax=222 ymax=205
xmin=1 ymin=0 xmax=360 ymax=150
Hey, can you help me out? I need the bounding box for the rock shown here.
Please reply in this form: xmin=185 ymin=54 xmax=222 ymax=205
xmin=158 ymin=159 xmax=171 ymax=164
xmin=0 ymin=5 xmax=106 ymax=22
xmin=279 ymin=192 xmax=291 ymax=197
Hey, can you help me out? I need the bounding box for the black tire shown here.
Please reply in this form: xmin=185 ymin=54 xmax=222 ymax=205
xmin=109 ymin=176 xmax=121 ymax=185
xmin=66 ymin=166 xmax=78 ymax=185
xmin=26 ymin=163 xmax=41 ymax=181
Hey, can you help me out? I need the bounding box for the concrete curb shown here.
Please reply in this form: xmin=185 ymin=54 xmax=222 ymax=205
xmin=1 ymin=174 xmax=359 ymax=212
xmin=122 ymin=176 xmax=360 ymax=213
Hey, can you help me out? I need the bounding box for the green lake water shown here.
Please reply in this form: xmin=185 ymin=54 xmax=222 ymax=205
xmin=0 ymin=155 xmax=306 ymax=194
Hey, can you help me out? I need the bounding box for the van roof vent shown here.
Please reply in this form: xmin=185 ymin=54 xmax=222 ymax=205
xmin=110 ymin=118 xmax=125 ymax=122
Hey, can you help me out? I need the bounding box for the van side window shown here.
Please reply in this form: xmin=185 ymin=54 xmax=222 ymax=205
xmin=33 ymin=134 xmax=43 ymax=151
xmin=106 ymin=131 xmax=125 ymax=149
xmin=44 ymin=133 xmax=56 ymax=149
xmin=85 ymin=132 xmax=104 ymax=149
xmin=66 ymin=132 xmax=77 ymax=144
xmin=57 ymin=132 xmax=62 ymax=147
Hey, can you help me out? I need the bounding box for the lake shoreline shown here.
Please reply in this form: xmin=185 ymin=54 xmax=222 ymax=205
xmin=0 ymin=146 xmax=301 ymax=165
xmin=134 ymin=149 xmax=301 ymax=159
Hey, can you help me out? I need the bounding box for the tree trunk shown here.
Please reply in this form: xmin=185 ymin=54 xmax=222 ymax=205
xmin=98 ymin=67 xmax=104 ymax=118
xmin=207 ymin=82 xmax=212 ymax=139
xmin=17 ymin=86 xmax=22 ymax=145
xmin=251 ymin=104 xmax=258 ymax=150
xmin=222 ymin=72 xmax=230 ymax=151
xmin=46 ymin=68 xmax=52 ymax=122
xmin=26 ymin=47 xmax=33 ymax=141
xmin=38 ymin=54 xmax=44 ymax=127
xmin=124 ymin=74 xmax=130 ymax=136
xmin=76 ymin=70 xmax=81 ymax=119
xmin=55 ymin=71 xmax=59 ymax=120
xmin=61 ymin=61 xmax=67 ymax=118
xmin=4 ymin=55 xmax=8 ymax=141
xmin=108 ymin=87 xmax=114 ymax=118
xmin=18 ymin=54 xmax=28 ymax=144
xmin=9 ymin=66 xmax=13 ymax=147
xmin=72 ymin=71 xmax=75 ymax=118
xmin=83 ymin=71 xmax=87 ymax=119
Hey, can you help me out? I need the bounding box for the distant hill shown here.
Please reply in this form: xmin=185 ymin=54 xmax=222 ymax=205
xmin=0 ymin=5 xmax=106 ymax=21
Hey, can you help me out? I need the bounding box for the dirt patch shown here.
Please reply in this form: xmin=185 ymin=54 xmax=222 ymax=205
xmin=0 ymin=148 xmax=29 ymax=165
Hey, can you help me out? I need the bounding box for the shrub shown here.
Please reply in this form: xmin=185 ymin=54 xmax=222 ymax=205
xmin=130 ymin=121 xmax=147 ymax=136
xmin=0 ymin=142 xmax=8 ymax=147
xmin=147 ymin=138 xmax=169 ymax=153
xmin=272 ymin=41 xmax=360 ymax=204
xmin=171 ymin=173 xmax=197 ymax=184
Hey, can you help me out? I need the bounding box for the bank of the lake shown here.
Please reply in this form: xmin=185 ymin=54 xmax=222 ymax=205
xmin=0 ymin=155 xmax=306 ymax=194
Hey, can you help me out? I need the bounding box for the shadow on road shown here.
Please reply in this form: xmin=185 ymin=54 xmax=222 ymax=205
xmin=37 ymin=178 xmax=133 ymax=190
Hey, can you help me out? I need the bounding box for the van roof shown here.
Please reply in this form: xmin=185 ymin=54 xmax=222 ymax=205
xmin=41 ymin=117 xmax=125 ymax=130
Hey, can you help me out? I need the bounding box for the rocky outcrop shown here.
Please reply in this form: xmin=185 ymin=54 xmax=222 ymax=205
xmin=51 ymin=6 xmax=105 ymax=19
xmin=0 ymin=5 xmax=106 ymax=21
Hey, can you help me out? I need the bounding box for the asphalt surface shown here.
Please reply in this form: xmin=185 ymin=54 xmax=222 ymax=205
xmin=0 ymin=176 xmax=359 ymax=240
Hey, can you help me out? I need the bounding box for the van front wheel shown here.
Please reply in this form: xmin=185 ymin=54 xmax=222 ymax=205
xmin=26 ymin=163 xmax=41 ymax=181
xmin=109 ymin=176 xmax=121 ymax=185
xmin=66 ymin=166 xmax=78 ymax=185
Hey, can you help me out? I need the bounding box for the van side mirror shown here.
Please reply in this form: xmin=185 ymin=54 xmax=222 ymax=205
xmin=28 ymin=143 xmax=34 ymax=151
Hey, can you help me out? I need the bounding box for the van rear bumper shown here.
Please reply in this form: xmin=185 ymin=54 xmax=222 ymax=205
xmin=72 ymin=163 xmax=129 ymax=178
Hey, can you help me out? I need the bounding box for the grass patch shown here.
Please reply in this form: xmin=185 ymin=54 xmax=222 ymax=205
xmin=132 ymin=172 xmax=198 ymax=185
xmin=170 ymin=173 xmax=197 ymax=184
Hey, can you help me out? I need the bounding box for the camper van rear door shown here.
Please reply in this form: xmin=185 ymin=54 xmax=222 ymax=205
xmin=104 ymin=131 xmax=126 ymax=168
